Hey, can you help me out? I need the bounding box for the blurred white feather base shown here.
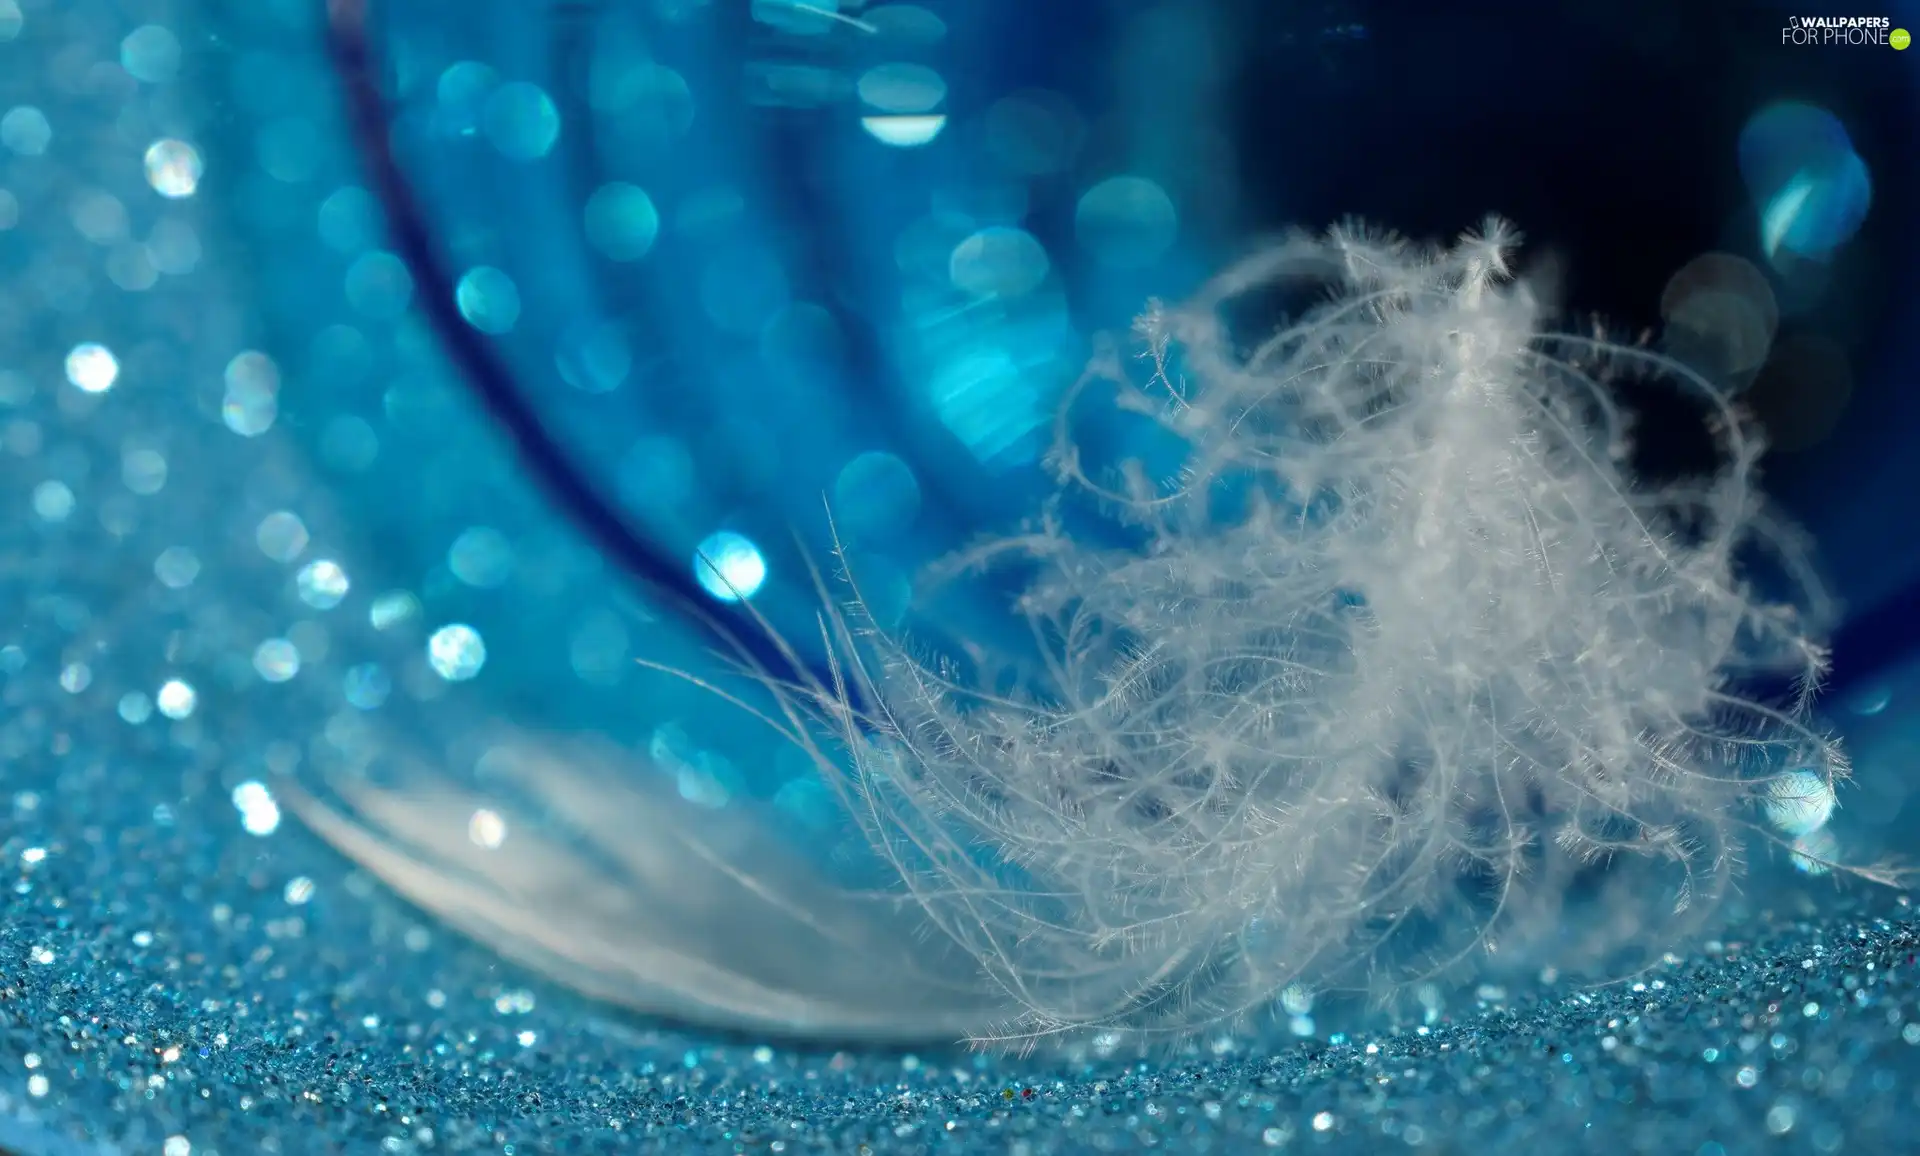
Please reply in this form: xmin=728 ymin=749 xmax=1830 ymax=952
xmin=281 ymin=735 xmax=1012 ymax=1042
xmin=296 ymin=220 xmax=1891 ymax=1053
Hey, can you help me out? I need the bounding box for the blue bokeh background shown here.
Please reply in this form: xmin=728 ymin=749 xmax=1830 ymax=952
xmin=284 ymin=0 xmax=1920 ymax=824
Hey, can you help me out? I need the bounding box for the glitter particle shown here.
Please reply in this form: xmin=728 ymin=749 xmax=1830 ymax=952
xmin=427 ymin=623 xmax=487 ymax=681
xmin=64 ymin=342 xmax=119 ymax=392
xmin=252 ymin=638 xmax=301 ymax=682
xmin=255 ymin=511 xmax=311 ymax=562
xmin=296 ymin=559 xmax=351 ymax=608
xmin=231 ymin=781 xmax=282 ymax=836
xmin=144 ymin=138 xmax=204 ymax=198
xmin=155 ymin=678 xmax=197 ymax=720
xmin=468 ymin=809 xmax=507 ymax=849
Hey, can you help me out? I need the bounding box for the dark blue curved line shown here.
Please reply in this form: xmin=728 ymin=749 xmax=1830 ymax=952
xmin=324 ymin=0 xmax=840 ymax=698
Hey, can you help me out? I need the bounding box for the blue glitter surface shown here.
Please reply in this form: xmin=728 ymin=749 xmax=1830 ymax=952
xmin=5 ymin=818 xmax=1920 ymax=1153
xmin=4 ymin=0 xmax=1920 ymax=1152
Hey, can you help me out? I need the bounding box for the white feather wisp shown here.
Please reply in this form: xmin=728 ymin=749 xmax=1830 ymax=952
xmin=296 ymin=221 xmax=1889 ymax=1051
xmin=281 ymin=734 xmax=1014 ymax=1042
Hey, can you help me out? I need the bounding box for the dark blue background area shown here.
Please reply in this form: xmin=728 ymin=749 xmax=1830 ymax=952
xmin=1218 ymin=0 xmax=1918 ymax=694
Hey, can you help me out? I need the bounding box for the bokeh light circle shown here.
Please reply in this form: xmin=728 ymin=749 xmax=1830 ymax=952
xmin=1074 ymin=175 xmax=1179 ymax=269
xmin=693 ymin=531 xmax=768 ymax=602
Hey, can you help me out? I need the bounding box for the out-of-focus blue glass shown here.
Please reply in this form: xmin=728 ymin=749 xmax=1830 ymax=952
xmin=342 ymin=0 xmax=1249 ymax=678
xmin=191 ymin=0 xmax=1280 ymax=809
xmin=184 ymin=0 xmax=1920 ymax=859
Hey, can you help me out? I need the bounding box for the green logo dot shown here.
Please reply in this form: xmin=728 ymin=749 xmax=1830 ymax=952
xmin=1894 ymin=27 xmax=1912 ymax=50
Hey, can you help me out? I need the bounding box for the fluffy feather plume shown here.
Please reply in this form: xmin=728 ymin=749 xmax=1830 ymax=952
xmin=300 ymin=221 xmax=1887 ymax=1052
xmin=764 ymin=220 xmax=1877 ymax=1048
